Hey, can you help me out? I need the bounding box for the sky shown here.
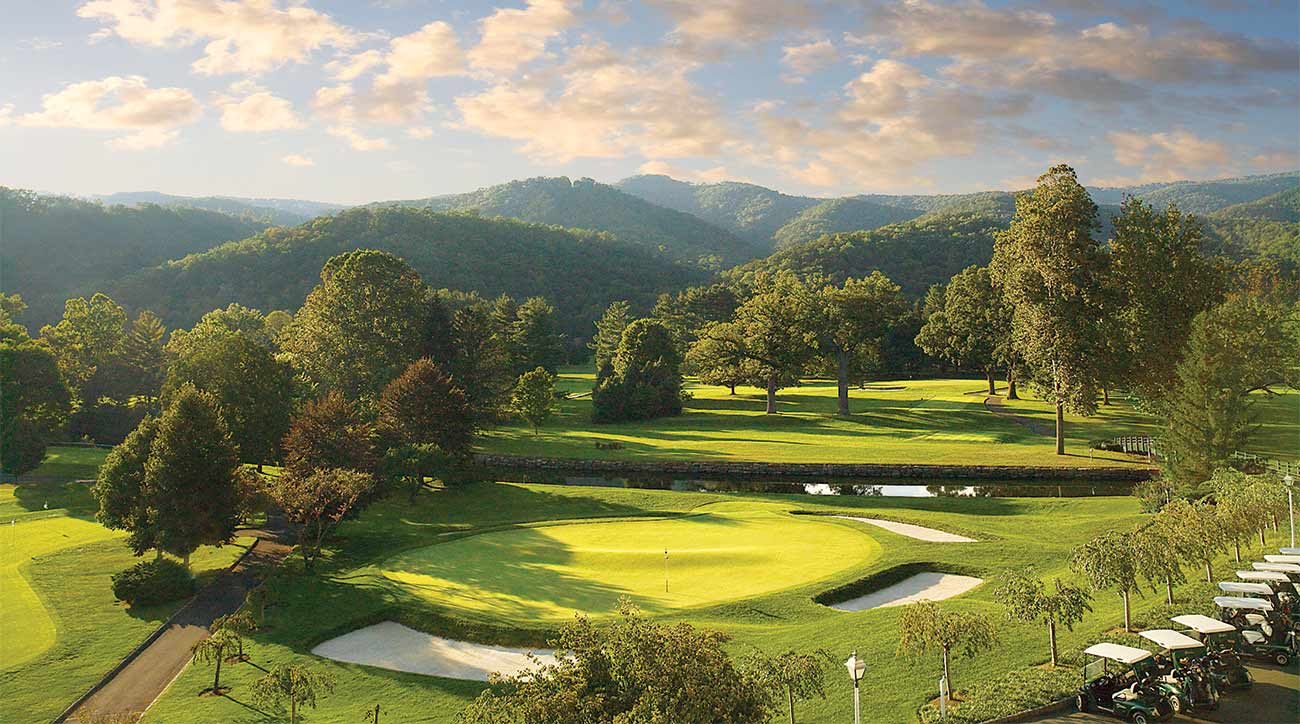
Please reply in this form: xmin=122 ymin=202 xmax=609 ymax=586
xmin=1 ymin=1 xmax=1297 ymax=204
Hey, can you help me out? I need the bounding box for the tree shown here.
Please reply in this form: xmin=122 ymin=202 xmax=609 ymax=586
xmin=991 ymin=165 xmax=1107 ymax=455
xmin=589 ymin=299 xmax=631 ymax=371
xmin=1132 ymin=519 xmax=1186 ymax=606
xmin=39 ymin=292 xmax=128 ymax=403
xmin=0 ymin=330 xmax=72 ymax=476
xmin=377 ymin=358 xmax=474 ymax=500
xmin=142 ymin=385 xmax=243 ymax=565
xmin=251 ymin=663 xmax=336 ymax=724
xmin=93 ymin=416 xmax=161 ymax=556
xmin=509 ymin=296 xmax=566 ymax=375
xmin=748 ymin=649 xmax=832 ymax=724
xmin=121 ymin=311 xmax=168 ymax=403
xmin=813 ymin=273 xmax=906 ymax=415
xmin=280 ymin=250 xmax=429 ymax=399
xmin=166 ymin=303 xmax=276 ymax=358
xmin=593 ymin=319 xmax=683 ymax=422
xmin=163 ymin=331 xmax=295 ymax=468
xmin=994 ymin=568 xmax=1092 ymax=667
xmin=511 ymin=367 xmax=556 ymax=434
xmin=895 ymin=600 xmax=997 ymax=693
xmin=1108 ymin=197 xmax=1223 ymax=404
xmin=915 ymin=265 xmax=1013 ymax=396
xmin=267 ymin=468 xmax=373 ymax=572
xmin=282 ymin=391 xmax=376 ymax=479
xmin=447 ymin=299 xmax=514 ymax=425
xmin=684 ymin=321 xmax=753 ymax=394
xmin=460 ymin=601 xmax=777 ymax=724
xmin=190 ymin=628 xmax=241 ymax=694
xmin=1157 ymin=498 xmax=1227 ymax=583
xmin=211 ymin=609 xmax=257 ymax=658
xmin=1071 ymin=530 xmax=1140 ymax=631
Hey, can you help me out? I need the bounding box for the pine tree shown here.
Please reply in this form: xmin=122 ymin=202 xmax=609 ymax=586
xmin=589 ymin=300 xmax=631 ymax=372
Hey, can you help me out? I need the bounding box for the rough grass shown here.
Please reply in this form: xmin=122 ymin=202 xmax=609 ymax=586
xmin=480 ymin=372 xmax=1298 ymax=467
xmin=140 ymin=480 xmax=1294 ymax=724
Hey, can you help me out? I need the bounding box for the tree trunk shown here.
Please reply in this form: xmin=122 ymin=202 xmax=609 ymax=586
xmin=214 ymin=654 xmax=223 ymax=692
xmin=766 ymin=375 xmax=778 ymax=414
xmin=291 ymin=692 xmax=297 ymax=724
xmin=837 ymin=350 xmax=851 ymax=416
xmin=1165 ymin=576 xmax=1174 ymax=606
xmin=1234 ymin=539 xmax=1241 ymax=563
xmin=1102 ymin=387 xmax=1110 ymax=406
xmin=1259 ymin=528 xmax=1266 ymax=546
xmin=942 ymin=646 xmax=952 ymax=693
xmin=1055 ymin=401 xmax=1065 ymax=456
xmin=182 ymin=551 xmax=191 ymax=568
xmin=408 ymin=466 xmax=423 ymax=502
xmin=257 ymin=463 xmax=264 ymax=473
xmin=1122 ymin=590 xmax=1131 ymax=632
xmin=1048 ymin=618 xmax=1058 ymax=667
xmin=787 ymin=685 xmax=795 ymax=724
xmin=986 ymin=368 xmax=996 ymax=396
xmin=1007 ymin=368 xmax=1019 ymax=400
xmin=1204 ymin=560 xmax=1213 ymax=583
xmin=728 ymin=383 xmax=736 ymax=395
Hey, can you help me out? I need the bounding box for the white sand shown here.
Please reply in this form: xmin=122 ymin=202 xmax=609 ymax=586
xmin=828 ymin=572 xmax=984 ymax=611
xmin=311 ymin=621 xmax=556 ymax=681
xmin=833 ymin=515 xmax=976 ymax=542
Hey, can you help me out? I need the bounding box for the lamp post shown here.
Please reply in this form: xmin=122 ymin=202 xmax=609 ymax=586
xmin=845 ymin=650 xmax=867 ymax=724
xmin=1284 ymin=474 xmax=1295 ymax=549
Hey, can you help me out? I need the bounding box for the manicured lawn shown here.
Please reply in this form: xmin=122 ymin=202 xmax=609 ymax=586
xmin=20 ymin=444 xmax=109 ymax=481
xmin=140 ymin=480 xmax=1294 ymax=724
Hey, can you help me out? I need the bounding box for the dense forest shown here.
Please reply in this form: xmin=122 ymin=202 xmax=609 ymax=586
xmin=107 ymin=206 xmax=708 ymax=336
xmin=0 ymin=188 xmax=268 ymax=326
xmin=614 ymin=174 xmax=822 ymax=246
xmin=93 ymin=192 xmax=345 ymax=226
xmin=771 ymin=197 xmax=925 ymax=249
xmin=382 ymin=176 xmax=759 ymax=267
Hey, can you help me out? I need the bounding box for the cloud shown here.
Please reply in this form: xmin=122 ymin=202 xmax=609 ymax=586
xmin=468 ymin=0 xmax=578 ymax=75
xmin=406 ymin=126 xmax=434 ymax=139
xmin=455 ymin=43 xmax=730 ymax=162
xmin=1250 ymin=147 xmax=1300 ymax=172
xmin=76 ymin=0 xmax=355 ymax=75
xmin=781 ymin=39 xmax=836 ymax=76
xmin=382 ymin=21 xmax=464 ymax=81
xmin=0 ymin=104 xmax=12 ymax=126
xmin=18 ymin=75 xmax=200 ymax=149
xmin=313 ymin=78 xmax=430 ymax=126
xmin=649 ymin=0 xmax=819 ymax=57
xmin=327 ymin=125 xmax=391 ymax=151
xmin=1103 ymin=129 xmax=1232 ymax=183
xmin=637 ymin=160 xmax=733 ymax=183
xmin=282 ymin=153 xmax=314 ymax=166
xmin=215 ymin=88 xmax=303 ymax=131
xmin=326 ymin=49 xmax=385 ymax=81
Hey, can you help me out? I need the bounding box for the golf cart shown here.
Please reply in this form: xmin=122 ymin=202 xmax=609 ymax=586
xmin=1213 ymin=596 xmax=1297 ymax=665
xmin=1281 ymin=547 xmax=1300 ymax=555
xmin=1219 ymin=581 xmax=1298 ymax=630
xmin=1075 ymin=643 xmax=1174 ymax=723
xmin=1253 ymin=561 xmax=1300 ymax=583
xmin=1265 ymin=554 xmax=1300 ymax=565
xmin=1171 ymin=615 xmax=1253 ymax=690
xmin=1235 ymin=571 xmax=1299 ymax=614
xmin=1137 ymin=629 xmax=1219 ymax=713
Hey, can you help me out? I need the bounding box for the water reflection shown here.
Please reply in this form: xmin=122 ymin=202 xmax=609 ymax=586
xmin=476 ymin=468 xmax=1132 ymax=498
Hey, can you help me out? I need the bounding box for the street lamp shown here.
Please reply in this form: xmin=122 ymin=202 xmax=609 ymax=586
xmin=845 ymin=650 xmax=867 ymax=724
xmin=1284 ymin=474 xmax=1295 ymax=549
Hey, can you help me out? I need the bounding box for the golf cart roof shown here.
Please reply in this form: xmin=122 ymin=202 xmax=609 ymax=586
xmin=1255 ymin=562 xmax=1300 ymax=574
xmin=1281 ymin=547 xmax=1300 ymax=555
xmin=1171 ymin=614 xmax=1236 ymax=634
xmin=1218 ymin=581 xmax=1276 ymax=595
xmin=1265 ymin=554 xmax=1300 ymax=564
xmin=1236 ymin=570 xmax=1291 ymax=583
xmin=1139 ymin=629 xmax=1205 ymax=651
xmin=1084 ymin=642 xmax=1154 ymax=664
xmin=1214 ymin=595 xmax=1274 ymax=611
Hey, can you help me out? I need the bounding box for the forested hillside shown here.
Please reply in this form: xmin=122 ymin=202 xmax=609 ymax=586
xmin=93 ymin=191 xmax=345 ymax=226
xmin=108 ymin=207 xmax=708 ymax=336
xmin=1089 ymin=171 xmax=1300 ymax=214
xmin=383 ymin=176 xmax=759 ymax=266
xmin=771 ymin=198 xmax=925 ymax=249
xmin=614 ymin=174 xmax=821 ymax=246
xmin=0 ymin=188 xmax=268 ymax=326
xmin=1203 ymin=186 xmax=1300 ymax=270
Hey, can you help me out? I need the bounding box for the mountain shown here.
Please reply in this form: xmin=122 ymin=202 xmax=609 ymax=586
xmin=614 ymin=175 xmax=821 ymax=246
xmin=92 ymin=191 xmax=346 ymax=226
xmin=0 ymin=188 xmax=269 ymax=327
xmin=771 ymin=198 xmax=926 ymax=250
xmin=108 ymin=207 xmax=709 ymax=337
xmin=1201 ymin=187 xmax=1300 ymax=270
xmin=1088 ymin=172 xmax=1300 ymax=215
xmin=381 ymin=176 xmax=760 ymax=266
xmin=1210 ymin=185 xmax=1300 ymax=223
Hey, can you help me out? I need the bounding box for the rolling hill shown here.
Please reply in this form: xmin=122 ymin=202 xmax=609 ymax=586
xmin=92 ymin=191 xmax=346 ymax=226
xmin=614 ymin=175 xmax=821 ymax=246
xmin=771 ymin=198 xmax=926 ymax=250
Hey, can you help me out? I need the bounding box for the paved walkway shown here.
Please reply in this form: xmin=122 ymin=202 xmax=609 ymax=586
xmin=1024 ymin=663 xmax=1298 ymax=724
xmin=62 ymin=527 xmax=293 ymax=723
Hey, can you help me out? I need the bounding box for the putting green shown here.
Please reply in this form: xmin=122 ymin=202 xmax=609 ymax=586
xmin=0 ymin=516 xmax=119 ymax=668
xmin=379 ymin=510 xmax=881 ymax=621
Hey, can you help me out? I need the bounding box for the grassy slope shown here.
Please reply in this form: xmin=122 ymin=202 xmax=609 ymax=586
xmin=142 ymin=480 xmax=1292 ymax=724
xmin=1 ymin=460 xmax=253 ymax=724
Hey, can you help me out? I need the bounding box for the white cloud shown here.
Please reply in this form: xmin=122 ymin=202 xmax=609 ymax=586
xmin=328 ymin=125 xmax=391 ymax=151
xmin=649 ymin=0 xmax=818 ymax=57
xmin=0 ymin=104 xmax=13 ymax=126
xmin=1102 ymin=129 xmax=1232 ymax=183
xmin=382 ymin=21 xmax=464 ymax=81
xmin=18 ymin=75 xmax=200 ymax=149
xmin=781 ymin=39 xmax=837 ymax=76
xmin=313 ymin=77 xmax=431 ymax=126
xmin=216 ymin=89 xmax=303 ymax=132
xmin=282 ymin=153 xmax=314 ymax=166
xmin=76 ymin=0 xmax=355 ymax=75
xmin=468 ymin=0 xmax=578 ymax=75
xmin=325 ymin=49 xmax=385 ymax=81
xmin=406 ymin=126 xmax=434 ymax=139
xmin=1251 ymin=147 xmax=1300 ymax=172
xmin=637 ymin=160 xmax=733 ymax=183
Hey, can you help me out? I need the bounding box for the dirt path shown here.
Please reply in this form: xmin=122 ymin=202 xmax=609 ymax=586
xmin=984 ymin=395 xmax=1053 ymax=436
xmin=61 ymin=527 xmax=293 ymax=723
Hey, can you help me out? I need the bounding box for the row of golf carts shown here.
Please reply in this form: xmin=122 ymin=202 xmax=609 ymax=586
xmin=1075 ymin=549 xmax=1300 ymax=723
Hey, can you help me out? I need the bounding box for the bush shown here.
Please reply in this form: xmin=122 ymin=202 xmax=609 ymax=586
xmin=918 ymin=665 xmax=1079 ymax=724
xmin=110 ymin=558 xmax=195 ymax=606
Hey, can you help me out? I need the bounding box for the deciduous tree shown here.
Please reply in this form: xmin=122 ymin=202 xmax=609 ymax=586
xmin=377 ymin=358 xmax=474 ymax=500
xmin=282 ymin=391 xmax=376 ymax=479
xmin=511 ymin=367 xmax=556 ymax=434
xmin=267 ymin=468 xmax=373 ymax=572
xmin=1156 ymin=498 xmax=1226 ymax=582
xmin=0 ymin=329 xmax=72 ymax=476
xmin=190 ymin=629 xmax=241 ymax=694
xmin=1132 ymin=520 xmax=1186 ymax=605
xmin=896 ymin=600 xmax=997 ymax=693
xmin=814 ymin=272 xmax=906 ymax=415
xmin=93 ymin=416 xmax=161 ymax=556
xmin=251 ymin=663 xmax=336 ymax=724
xmin=915 ymin=265 xmax=1013 ymax=396
xmin=994 ymin=568 xmax=1092 ymax=667
xmin=593 ymin=319 xmax=683 ymax=422
xmin=1071 ymin=530 xmax=1140 ymax=631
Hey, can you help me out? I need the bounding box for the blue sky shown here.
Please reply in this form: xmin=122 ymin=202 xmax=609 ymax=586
xmin=1 ymin=1 xmax=1296 ymax=203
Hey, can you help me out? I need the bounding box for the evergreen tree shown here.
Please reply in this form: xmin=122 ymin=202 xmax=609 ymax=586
xmin=448 ymin=300 xmax=514 ymax=425
xmin=377 ymin=358 xmax=474 ymax=499
xmin=510 ymin=296 xmax=566 ymax=374
xmin=589 ymin=300 xmax=631 ymax=371
xmin=121 ymin=311 xmax=168 ymax=402
xmin=593 ymin=319 xmax=683 ymax=422
xmin=93 ymin=416 xmax=161 ymax=556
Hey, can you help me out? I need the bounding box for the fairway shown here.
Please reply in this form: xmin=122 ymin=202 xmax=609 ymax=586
xmin=379 ymin=510 xmax=882 ymax=621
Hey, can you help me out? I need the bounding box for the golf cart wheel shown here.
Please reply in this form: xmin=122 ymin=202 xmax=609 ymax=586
xmin=1131 ymin=712 xmax=1150 ymax=724
xmin=1274 ymin=651 xmax=1291 ymax=666
xmin=1167 ymin=694 xmax=1183 ymax=715
xmin=1075 ymin=694 xmax=1088 ymax=713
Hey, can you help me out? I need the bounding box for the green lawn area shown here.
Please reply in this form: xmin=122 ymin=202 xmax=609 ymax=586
xmin=479 ymin=372 xmax=1299 ymax=467
xmin=141 ymin=479 xmax=1292 ymax=724
xmin=19 ymin=444 xmax=109 ymax=481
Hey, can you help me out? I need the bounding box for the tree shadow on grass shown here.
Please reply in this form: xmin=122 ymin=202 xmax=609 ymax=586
xmin=9 ymin=481 xmax=100 ymax=521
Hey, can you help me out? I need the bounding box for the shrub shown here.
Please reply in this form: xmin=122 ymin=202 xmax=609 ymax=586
xmin=918 ymin=665 xmax=1079 ymax=724
xmin=111 ymin=558 xmax=195 ymax=606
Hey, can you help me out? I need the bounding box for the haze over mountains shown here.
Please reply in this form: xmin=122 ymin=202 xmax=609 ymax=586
xmin=5 ymin=170 xmax=1295 ymax=336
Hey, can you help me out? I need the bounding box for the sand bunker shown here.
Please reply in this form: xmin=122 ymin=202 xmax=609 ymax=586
xmin=833 ymin=516 xmax=975 ymax=542
xmin=311 ymin=622 xmax=556 ymax=681
xmin=828 ymin=572 xmax=984 ymax=611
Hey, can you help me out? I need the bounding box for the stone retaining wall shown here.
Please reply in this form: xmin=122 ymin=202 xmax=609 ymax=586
xmin=471 ymin=454 xmax=1154 ymax=481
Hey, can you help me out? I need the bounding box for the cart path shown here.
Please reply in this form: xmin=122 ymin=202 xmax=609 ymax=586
xmin=62 ymin=526 xmax=293 ymax=723
xmin=832 ymin=515 xmax=976 ymax=542
xmin=1023 ymin=662 xmax=1298 ymax=724
xmin=984 ymin=395 xmax=1053 ymax=436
